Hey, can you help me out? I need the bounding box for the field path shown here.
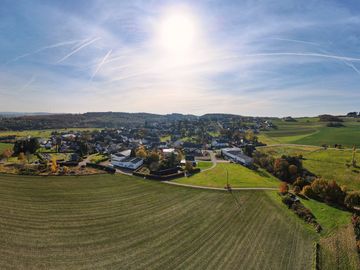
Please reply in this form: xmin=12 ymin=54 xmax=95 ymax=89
xmin=162 ymin=180 xmax=277 ymax=191
xmin=201 ymin=151 xmax=218 ymax=172
xmin=257 ymin=143 xmax=354 ymax=150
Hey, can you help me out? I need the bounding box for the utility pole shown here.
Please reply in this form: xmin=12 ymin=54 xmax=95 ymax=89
xmin=352 ymin=145 xmax=357 ymax=167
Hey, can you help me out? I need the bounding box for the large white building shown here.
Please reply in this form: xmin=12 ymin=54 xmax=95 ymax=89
xmin=110 ymin=150 xmax=143 ymax=170
xmin=221 ymin=147 xmax=253 ymax=166
xmin=111 ymin=156 xmax=143 ymax=170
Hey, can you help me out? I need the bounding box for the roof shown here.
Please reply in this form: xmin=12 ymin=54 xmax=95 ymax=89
xmin=121 ymin=157 xmax=143 ymax=164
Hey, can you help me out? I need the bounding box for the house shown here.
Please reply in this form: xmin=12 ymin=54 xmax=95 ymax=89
xmin=212 ymin=139 xmax=229 ymax=149
xmin=221 ymin=147 xmax=253 ymax=166
xmin=110 ymin=149 xmax=131 ymax=163
xmin=181 ymin=155 xmax=197 ymax=167
xmin=162 ymin=148 xmax=176 ymax=157
xmin=111 ymin=156 xmax=143 ymax=170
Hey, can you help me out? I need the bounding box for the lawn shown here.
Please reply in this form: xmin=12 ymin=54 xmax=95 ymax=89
xmin=196 ymin=161 xmax=213 ymax=170
xmin=0 ymin=174 xmax=315 ymax=269
xmin=175 ymin=163 xmax=280 ymax=188
xmin=300 ymin=198 xmax=352 ymax=235
xmin=258 ymin=145 xmax=360 ymax=191
xmin=261 ymin=117 xmax=360 ymax=147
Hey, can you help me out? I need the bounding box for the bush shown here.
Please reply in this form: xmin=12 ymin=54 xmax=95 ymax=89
xmin=302 ymin=185 xmax=315 ymax=198
xmin=345 ymin=192 xmax=360 ymax=209
xmin=279 ymin=182 xmax=289 ymax=194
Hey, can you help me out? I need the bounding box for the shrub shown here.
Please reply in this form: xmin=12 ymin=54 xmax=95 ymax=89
xmin=302 ymin=185 xmax=315 ymax=198
xmin=345 ymin=192 xmax=360 ymax=209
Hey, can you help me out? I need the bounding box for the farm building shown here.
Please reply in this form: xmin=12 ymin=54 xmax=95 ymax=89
xmin=221 ymin=147 xmax=253 ymax=166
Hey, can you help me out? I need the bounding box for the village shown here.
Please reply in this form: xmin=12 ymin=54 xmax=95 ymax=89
xmin=0 ymin=117 xmax=271 ymax=178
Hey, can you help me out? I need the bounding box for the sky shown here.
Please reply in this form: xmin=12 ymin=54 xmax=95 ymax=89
xmin=0 ymin=0 xmax=360 ymax=117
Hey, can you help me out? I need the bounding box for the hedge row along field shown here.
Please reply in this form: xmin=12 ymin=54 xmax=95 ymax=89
xmin=0 ymin=174 xmax=314 ymax=269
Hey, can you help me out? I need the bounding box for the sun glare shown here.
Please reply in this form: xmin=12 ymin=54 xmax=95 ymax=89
xmin=157 ymin=10 xmax=197 ymax=54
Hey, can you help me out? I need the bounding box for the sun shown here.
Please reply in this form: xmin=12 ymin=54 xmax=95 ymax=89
xmin=157 ymin=10 xmax=198 ymax=54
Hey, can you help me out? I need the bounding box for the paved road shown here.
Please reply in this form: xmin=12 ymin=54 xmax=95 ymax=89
xmin=201 ymin=151 xmax=218 ymax=172
xmin=163 ymin=181 xmax=277 ymax=191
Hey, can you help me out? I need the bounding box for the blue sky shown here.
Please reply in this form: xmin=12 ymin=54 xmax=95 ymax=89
xmin=1 ymin=0 xmax=360 ymax=116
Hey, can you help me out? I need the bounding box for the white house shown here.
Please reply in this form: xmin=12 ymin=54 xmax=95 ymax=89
xmin=111 ymin=156 xmax=143 ymax=170
xmin=221 ymin=147 xmax=253 ymax=166
xmin=162 ymin=148 xmax=176 ymax=157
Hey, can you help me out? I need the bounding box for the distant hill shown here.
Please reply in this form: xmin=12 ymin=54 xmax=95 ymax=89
xmin=0 ymin=112 xmax=199 ymax=130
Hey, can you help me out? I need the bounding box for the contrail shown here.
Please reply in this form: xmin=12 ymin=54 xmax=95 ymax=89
xmin=20 ymin=76 xmax=36 ymax=91
xmin=237 ymin=52 xmax=360 ymax=62
xmin=90 ymin=49 xmax=112 ymax=81
xmin=269 ymin=37 xmax=320 ymax=46
xmin=57 ymin=37 xmax=101 ymax=64
xmin=7 ymin=40 xmax=83 ymax=64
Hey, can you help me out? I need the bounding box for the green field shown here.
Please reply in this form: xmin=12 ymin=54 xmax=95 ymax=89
xmin=261 ymin=117 xmax=360 ymax=147
xmin=196 ymin=161 xmax=213 ymax=170
xmin=176 ymin=163 xmax=280 ymax=188
xmin=258 ymin=145 xmax=360 ymax=191
xmin=0 ymin=142 xmax=12 ymax=153
xmin=0 ymin=174 xmax=316 ymax=269
xmin=0 ymin=128 xmax=101 ymax=139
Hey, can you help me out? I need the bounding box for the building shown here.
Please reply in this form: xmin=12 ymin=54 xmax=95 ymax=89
xmin=111 ymin=156 xmax=143 ymax=170
xmin=180 ymin=155 xmax=197 ymax=167
xmin=221 ymin=147 xmax=253 ymax=166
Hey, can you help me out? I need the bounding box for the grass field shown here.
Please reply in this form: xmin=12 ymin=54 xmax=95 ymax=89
xmin=0 ymin=128 xmax=101 ymax=139
xmin=0 ymin=142 xmax=12 ymax=153
xmin=319 ymin=225 xmax=359 ymax=270
xmin=196 ymin=161 xmax=213 ymax=170
xmin=0 ymin=174 xmax=315 ymax=269
xmin=258 ymin=145 xmax=360 ymax=191
xmin=260 ymin=117 xmax=360 ymax=147
xmin=175 ymin=163 xmax=280 ymax=188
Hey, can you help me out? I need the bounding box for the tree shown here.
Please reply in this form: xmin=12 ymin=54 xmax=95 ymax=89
xmin=345 ymin=192 xmax=360 ymax=209
xmin=18 ymin=152 xmax=25 ymax=162
xmin=185 ymin=161 xmax=194 ymax=173
xmin=293 ymin=185 xmax=301 ymax=194
xmin=293 ymin=177 xmax=309 ymax=189
xmin=279 ymin=182 xmax=289 ymax=194
xmin=302 ymin=185 xmax=314 ymax=198
xmin=136 ymin=147 xmax=147 ymax=159
xmin=1 ymin=148 xmax=13 ymax=161
xmin=50 ymin=157 xmax=58 ymax=174
xmin=288 ymin=164 xmax=298 ymax=176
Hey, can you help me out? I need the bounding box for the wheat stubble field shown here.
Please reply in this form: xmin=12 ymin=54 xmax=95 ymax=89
xmin=0 ymin=174 xmax=314 ymax=269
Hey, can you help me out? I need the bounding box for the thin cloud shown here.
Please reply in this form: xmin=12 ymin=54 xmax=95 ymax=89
xmin=90 ymin=49 xmax=112 ymax=81
xmin=7 ymin=40 xmax=83 ymax=64
xmin=56 ymin=37 xmax=101 ymax=64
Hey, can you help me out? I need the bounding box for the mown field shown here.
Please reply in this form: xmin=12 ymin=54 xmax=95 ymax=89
xmin=0 ymin=174 xmax=315 ymax=270
xmin=175 ymin=163 xmax=280 ymax=188
xmin=260 ymin=117 xmax=360 ymax=147
xmin=258 ymin=145 xmax=360 ymax=191
xmin=0 ymin=128 xmax=101 ymax=139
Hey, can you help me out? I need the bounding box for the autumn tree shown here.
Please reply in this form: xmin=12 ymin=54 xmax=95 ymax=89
xmin=345 ymin=192 xmax=360 ymax=209
xmin=302 ymin=185 xmax=314 ymax=198
xmin=136 ymin=147 xmax=148 ymax=159
xmin=50 ymin=157 xmax=58 ymax=174
xmin=18 ymin=152 xmax=25 ymax=162
xmin=288 ymin=164 xmax=298 ymax=176
xmin=279 ymin=182 xmax=289 ymax=194
xmin=1 ymin=148 xmax=13 ymax=161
